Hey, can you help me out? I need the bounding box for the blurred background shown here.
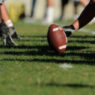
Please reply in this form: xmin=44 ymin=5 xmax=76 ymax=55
xmin=5 ymin=0 xmax=84 ymax=23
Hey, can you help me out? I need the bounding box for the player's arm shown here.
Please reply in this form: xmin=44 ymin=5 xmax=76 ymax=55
xmin=1 ymin=2 xmax=20 ymax=39
xmin=63 ymin=0 xmax=95 ymax=37
xmin=0 ymin=1 xmax=18 ymax=46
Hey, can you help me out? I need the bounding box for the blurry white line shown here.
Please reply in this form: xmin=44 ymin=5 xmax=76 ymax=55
xmin=59 ymin=45 xmax=67 ymax=50
xmin=79 ymin=29 xmax=95 ymax=34
xmin=59 ymin=64 xmax=73 ymax=69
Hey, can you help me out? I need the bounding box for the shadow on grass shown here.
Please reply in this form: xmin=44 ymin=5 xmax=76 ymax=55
xmin=71 ymin=35 xmax=95 ymax=39
xmin=0 ymin=44 xmax=95 ymax=64
xmin=0 ymin=34 xmax=95 ymax=64
xmin=38 ymin=83 xmax=95 ymax=88
xmin=69 ymin=40 xmax=95 ymax=44
xmin=1 ymin=57 xmax=95 ymax=65
xmin=0 ymin=45 xmax=87 ymax=50
xmin=21 ymin=35 xmax=46 ymax=38
xmin=0 ymin=45 xmax=88 ymax=57
xmin=20 ymin=39 xmax=46 ymax=42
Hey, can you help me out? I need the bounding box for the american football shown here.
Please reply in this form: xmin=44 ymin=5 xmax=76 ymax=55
xmin=1 ymin=0 xmax=95 ymax=95
xmin=47 ymin=24 xmax=67 ymax=53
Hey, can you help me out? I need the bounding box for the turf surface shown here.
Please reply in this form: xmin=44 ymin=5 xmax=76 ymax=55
xmin=0 ymin=20 xmax=95 ymax=95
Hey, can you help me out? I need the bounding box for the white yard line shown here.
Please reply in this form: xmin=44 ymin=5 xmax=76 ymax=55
xmin=24 ymin=20 xmax=95 ymax=34
xmin=79 ymin=29 xmax=95 ymax=34
xmin=59 ymin=64 xmax=73 ymax=69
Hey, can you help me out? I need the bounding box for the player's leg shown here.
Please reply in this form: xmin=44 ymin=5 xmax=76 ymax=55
xmin=1 ymin=2 xmax=20 ymax=39
xmin=73 ymin=0 xmax=80 ymax=20
xmin=59 ymin=0 xmax=69 ymax=20
xmin=79 ymin=0 xmax=89 ymax=6
xmin=47 ymin=0 xmax=54 ymax=6
xmin=44 ymin=0 xmax=54 ymax=24
xmin=63 ymin=0 xmax=95 ymax=36
xmin=31 ymin=0 xmax=37 ymax=17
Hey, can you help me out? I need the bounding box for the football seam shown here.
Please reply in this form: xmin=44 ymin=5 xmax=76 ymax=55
xmin=58 ymin=45 xmax=67 ymax=50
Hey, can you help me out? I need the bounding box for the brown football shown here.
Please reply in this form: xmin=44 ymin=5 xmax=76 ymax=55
xmin=47 ymin=24 xmax=67 ymax=53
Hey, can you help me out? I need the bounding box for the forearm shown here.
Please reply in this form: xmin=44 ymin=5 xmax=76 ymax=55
xmin=1 ymin=3 xmax=10 ymax=21
xmin=73 ymin=1 xmax=95 ymax=30
xmin=78 ymin=1 xmax=95 ymax=29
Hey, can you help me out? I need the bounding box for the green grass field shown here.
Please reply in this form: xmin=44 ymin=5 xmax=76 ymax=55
xmin=0 ymin=20 xmax=95 ymax=95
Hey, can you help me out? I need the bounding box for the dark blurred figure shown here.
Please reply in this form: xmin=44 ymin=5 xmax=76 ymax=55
xmin=73 ymin=0 xmax=80 ymax=20
xmin=24 ymin=0 xmax=37 ymax=23
xmin=30 ymin=0 xmax=37 ymax=18
xmin=59 ymin=0 xmax=69 ymax=20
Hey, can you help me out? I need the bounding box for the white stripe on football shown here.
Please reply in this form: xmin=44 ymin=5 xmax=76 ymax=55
xmin=58 ymin=45 xmax=67 ymax=50
xmin=53 ymin=28 xmax=59 ymax=32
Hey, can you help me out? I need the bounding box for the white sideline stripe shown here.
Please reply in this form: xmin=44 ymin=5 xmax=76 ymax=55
xmin=79 ymin=29 xmax=95 ymax=34
xmin=24 ymin=21 xmax=95 ymax=34
xmin=58 ymin=45 xmax=67 ymax=50
xmin=64 ymin=28 xmax=75 ymax=33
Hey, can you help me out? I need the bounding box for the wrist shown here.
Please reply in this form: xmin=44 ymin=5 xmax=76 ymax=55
xmin=73 ymin=20 xmax=79 ymax=31
xmin=5 ymin=20 xmax=13 ymax=28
